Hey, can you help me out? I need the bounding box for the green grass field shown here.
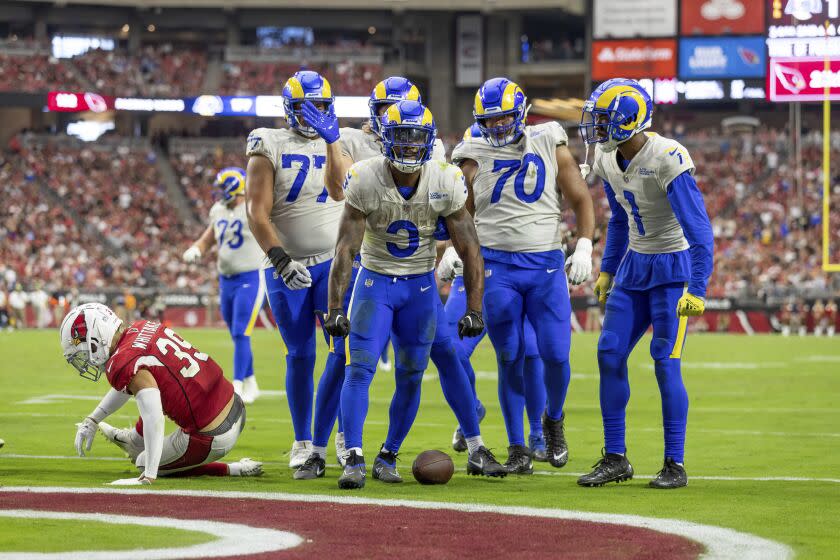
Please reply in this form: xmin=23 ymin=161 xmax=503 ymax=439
xmin=1 ymin=329 xmax=839 ymax=557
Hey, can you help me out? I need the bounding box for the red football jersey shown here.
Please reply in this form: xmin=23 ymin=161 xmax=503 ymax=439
xmin=106 ymin=320 xmax=233 ymax=434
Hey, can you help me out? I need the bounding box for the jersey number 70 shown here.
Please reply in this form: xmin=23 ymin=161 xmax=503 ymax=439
xmin=490 ymin=154 xmax=546 ymax=204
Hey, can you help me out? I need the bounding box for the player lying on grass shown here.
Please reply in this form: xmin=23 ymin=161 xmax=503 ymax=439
xmin=61 ymin=303 xmax=262 ymax=485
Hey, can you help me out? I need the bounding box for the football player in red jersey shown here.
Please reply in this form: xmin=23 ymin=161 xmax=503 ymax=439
xmin=61 ymin=303 xmax=262 ymax=485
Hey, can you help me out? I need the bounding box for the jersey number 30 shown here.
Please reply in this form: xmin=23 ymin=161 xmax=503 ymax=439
xmin=491 ymin=154 xmax=546 ymax=204
xmin=156 ymin=328 xmax=209 ymax=378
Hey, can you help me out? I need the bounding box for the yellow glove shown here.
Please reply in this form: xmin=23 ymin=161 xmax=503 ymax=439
xmin=677 ymin=293 xmax=705 ymax=317
xmin=593 ymin=272 xmax=613 ymax=305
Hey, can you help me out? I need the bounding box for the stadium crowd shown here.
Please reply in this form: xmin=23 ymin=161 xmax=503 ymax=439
xmin=220 ymin=59 xmax=381 ymax=96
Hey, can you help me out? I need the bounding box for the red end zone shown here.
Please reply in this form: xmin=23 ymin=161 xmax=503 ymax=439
xmin=0 ymin=491 xmax=703 ymax=559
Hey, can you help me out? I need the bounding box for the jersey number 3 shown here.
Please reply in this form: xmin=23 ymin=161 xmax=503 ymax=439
xmin=386 ymin=220 xmax=420 ymax=258
xmin=156 ymin=328 xmax=209 ymax=378
xmin=490 ymin=154 xmax=546 ymax=204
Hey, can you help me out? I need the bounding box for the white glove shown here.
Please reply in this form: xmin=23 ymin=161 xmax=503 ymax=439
xmin=74 ymin=417 xmax=98 ymax=457
xmin=579 ymin=163 xmax=591 ymax=179
xmin=437 ymin=247 xmax=463 ymax=283
xmin=275 ymin=260 xmax=312 ymax=290
xmin=108 ymin=476 xmax=153 ymax=486
xmin=564 ymin=238 xmax=593 ymax=286
xmin=182 ymin=246 xmax=202 ymax=263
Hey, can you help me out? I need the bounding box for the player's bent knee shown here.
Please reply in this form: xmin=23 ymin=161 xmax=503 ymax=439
xmin=650 ymin=337 xmax=674 ymax=361
xmin=597 ymin=330 xmax=620 ymax=355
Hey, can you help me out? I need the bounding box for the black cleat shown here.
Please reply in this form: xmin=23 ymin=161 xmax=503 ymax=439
xmin=542 ymin=412 xmax=569 ymax=468
xmin=577 ymin=450 xmax=634 ymax=487
xmin=649 ymin=458 xmax=687 ymax=489
xmin=293 ymin=453 xmax=325 ymax=480
xmin=503 ymin=444 xmax=533 ymax=475
xmin=372 ymin=448 xmax=403 ymax=483
xmin=338 ymin=450 xmax=366 ymax=489
xmin=452 ymin=401 xmax=486 ymax=453
xmin=466 ymin=446 xmax=507 ymax=478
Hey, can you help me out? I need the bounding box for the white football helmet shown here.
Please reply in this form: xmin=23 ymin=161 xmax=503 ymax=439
xmin=59 ymin=303 xmax=123 ymax=381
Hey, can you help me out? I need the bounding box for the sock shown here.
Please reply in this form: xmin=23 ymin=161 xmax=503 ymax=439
xmin=431 ymin=342 xmax=480 ymax=438
xmin=497 ymin=357 xmax=526 ymax=446
xmin=347 ymin=447 xmax=363 ymax=458
xmin=285 ymin=354 xmax=316 ymax=441
xmin=341 ymin=363 xmax=375 ymax=450
xmin=383 ymin=368 xmax=423 ymax=453
xmin=543 ymin=359 xmax=571 ymax=421
xmin=598 ymin=345 xmax=630 ymax=456
xmin=523 ymin=355 xmax=546 ymax=435
xmin=466 ymin=436 xmax=484 ymax=455
xmin=312 ymin=350 xmax=345 ymax=447
xmin=171 ymin=462 xmax=229 ymax=477
xmin=232 ymin=334 xmax=253 ymax=382
xmin=232 ymin=379 xmax=243 ymax=396
xmin=312 ymin=445 xmax=327 ymax=458
xmin=654 ymin=358 xmax=688 ymax=464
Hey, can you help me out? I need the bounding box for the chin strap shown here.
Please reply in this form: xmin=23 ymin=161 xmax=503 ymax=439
xmin=579 ymin=144 xmax=592 ymax=179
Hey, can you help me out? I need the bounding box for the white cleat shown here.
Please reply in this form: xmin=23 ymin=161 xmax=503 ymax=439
xmin=99 ymin=422 xmax=144 ymax=462
xmin=289 ymin=440 xmax=312 ymax=468
xmin=335 ymin=431 xmax=348 ymax=468
xmin=232 ymin=380 xmax=244 ymax=398
xmin=230 ymin=458 xmax=263 ymax=477
xmin=242 ymin=376 xmax=260 ymax=404
xmin=377 ymin=358 xmax=392 ymax=372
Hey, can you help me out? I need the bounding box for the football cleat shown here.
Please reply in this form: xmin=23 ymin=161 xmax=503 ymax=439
xmin=289 ymin=440 xmax=312 ymax=468
xmin=452 ymin=400 xmax=486 ymax=453
xmin=577 ymin=450 xmax=634 ymax=487
xmin=293 ymin=453 xmax=326 ymax=480
xmin=338 ymin=450 xmax=366 ymax=490
xmin=335 ymin=432 xmax=348 ymax=468
xmin=542 ymin=412 xmax=569 ymax=468
xmin=466 ymin=446 xmax=507 ymax=478
xmin=529 ymin=432 xmax=547 ymax=462
xmin=98 ymin=422 xmax=144 ymax=462
xmin=230 ymin=458 xmax=263 ymax=477
xmin=649 ymin=458 xmax=688 ymax=489
xmin=503 ymin=444 xmax=533 ymax=475
xmin=372 ymin=448 xmax=403 ymax=483
xmin=242 ymin=375 xmax=260 ymax=404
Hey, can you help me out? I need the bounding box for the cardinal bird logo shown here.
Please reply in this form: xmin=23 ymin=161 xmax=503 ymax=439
xmin=775 ymin=64 xmax=807 ymax=94
xmin=738 ymin=47 xmax=759 ymax=66
xmin=71 ymin=313 xmax=88 ymax=345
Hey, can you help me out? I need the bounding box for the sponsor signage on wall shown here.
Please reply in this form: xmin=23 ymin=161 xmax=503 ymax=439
xmin=593 ymin=0 xmax=677 ymax=38
xmin=679 ymin=36 xmax=767 ymax=79
xmin=681 ymin=0 xmax=765 ymax=35
xmin=592 ymin=39 xmax=678 ymax=80
xmin=456 ymin=14 xmax=484 ymax=87
xmin=47 ymin=91 xmax=114 ymax=112
xmin=768 ymin=56 xmax=840 ymax=101
xmin=767 ymin=0 xmax=840 ymax=58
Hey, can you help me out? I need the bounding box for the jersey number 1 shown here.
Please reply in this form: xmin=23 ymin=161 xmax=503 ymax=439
xmin=622 ymin=190 xmax=646 ymax=236
xmin=156 ymin=328 xmax=209 ymax=378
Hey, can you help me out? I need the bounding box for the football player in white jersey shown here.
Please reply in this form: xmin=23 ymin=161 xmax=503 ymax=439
xmin=298 ymin=78 xmax=502 ymax=481
xmin=451 ymin=77 xmax=595 ymax=474
xmin=245 ymin=70 xmax=354 ymax=470
xmin=183 ymin=167 xmax=266 ymax=404
xmin=323 ymin=100 xmax=506 ymax=489
xmin=576 ymin=78 xmax=714 ymax=489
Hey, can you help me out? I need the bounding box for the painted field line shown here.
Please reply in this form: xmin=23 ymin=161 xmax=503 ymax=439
xmin=0 ymin=509 xmax=301 ymax=559
xmin=0 ymin=486 xmax=792 ymax=560
xmin=527 ymin=470 xmax=840 ymax=484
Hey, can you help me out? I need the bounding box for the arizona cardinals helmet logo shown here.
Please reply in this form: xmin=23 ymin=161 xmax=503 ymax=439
xmin=71 ymin=313 xmax=88 ymax=345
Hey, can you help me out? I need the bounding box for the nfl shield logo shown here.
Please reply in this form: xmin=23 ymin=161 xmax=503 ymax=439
xmin=365 ymin=278 xmax=374 ymax=287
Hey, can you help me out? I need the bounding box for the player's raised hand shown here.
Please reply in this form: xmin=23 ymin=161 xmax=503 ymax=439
xmin=318 ymin=308 xmax=350 ymax=337
xmin=677 ymin=293 xmax=705 ymax=317
xmin=268 ymin=246 xmax=312 ymax=290
xmin=182 ymin=245 xmax=202 ymax=263
xmin=593 ymin=272 xmax=613 ymax=305
xmin=565 ymin=238 xmax=593 ymax=285
xmin=74 ymin=417 xmax=98 ymax=457
xmin=458 ymin=310 xmax=484 ymax=339
xmin=437 ymin=246 xmax=463 ymax=283
xmin=301 ymin=100 xmax=340 ymax=144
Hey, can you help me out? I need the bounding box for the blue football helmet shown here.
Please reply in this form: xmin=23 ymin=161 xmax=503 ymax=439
xmin=214 ymin=167 xmax=246 ymax=202
xmin=580 ymin=78 xmax=652 ymax=152
xmin=282 ymin=70 xmax=334 ymax=138
xmin=473 ymin=77 xmax=528 ymax=147
xmin=369 ymin=77 xmax=422 ymax=137
xmin=380 ymin=100 xmax=436 ymax=174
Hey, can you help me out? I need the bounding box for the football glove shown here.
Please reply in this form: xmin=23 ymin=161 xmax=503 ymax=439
xmin=593 ymin=272 xmax=613 ymax=305
xmin=301 ymin=100 xmax=340 ymax=144
xmin=564 ymin=238 xmax=593 ymax=285
xmin=579 ymin=163 xmax=591 ymax=179
xmin=74 ymin=417 xmax=98 ymax=457
xmin=268 ymin=246 xmax=312 ymax=290
xmin=677 ymin=293 xmax=706 ymax=317
xmin=318 ymin=308 xmax=350 ymax=338
xmin=437 ymin=246 xmax=463 ymax=283
xmin=108 ymin=476 xmax=153 ymax=486
xmin=182 ymin=246 xmax=201 ymax=263
xmin=458 ymin=309 xmax=484 ymax=339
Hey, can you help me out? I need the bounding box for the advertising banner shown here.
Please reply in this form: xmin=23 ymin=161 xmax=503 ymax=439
xmin=456 ymin=14 xmax=484 ymax=87
xmin=767 ymin=0 xmax=840 ymax=58
xmin=681 ymin=0 xmax=765 ymax=35
xmin=679 ymin=36 xmax=766 ymax=79
xmin=592 ymin=39 xmax=677 ymax=80
xmin=767 ymin=56 xmax=840 ymax=101
xmin=593 ymin=0 xmax=677 ymax=38
xmin=47 ymin=91 xmax=114 ymax=112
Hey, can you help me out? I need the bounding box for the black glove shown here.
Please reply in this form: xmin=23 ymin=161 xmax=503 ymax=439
xmin=458 ymin=309 xmax=484 ymax=339
xmin=318 ymin=308 xmax=350 ymax=338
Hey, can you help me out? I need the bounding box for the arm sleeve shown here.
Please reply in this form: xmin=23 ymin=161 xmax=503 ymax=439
xmin=135 ymin=387 xmax=164 ymax=479
xmin=666 ymin=171 xmax=715 ymax=298
xmin=600 ymin=180 xmax=630 ymax=275
xmin=89 ymin=388 xmax=131 ymax=423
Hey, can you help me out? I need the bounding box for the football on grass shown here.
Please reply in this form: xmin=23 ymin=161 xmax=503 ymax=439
xmin=412 ymin=450 xmax=454 ymax=485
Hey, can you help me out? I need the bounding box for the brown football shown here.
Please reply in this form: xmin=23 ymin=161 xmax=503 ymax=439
xmin=412 ymin=450 xmax=455 ymax=485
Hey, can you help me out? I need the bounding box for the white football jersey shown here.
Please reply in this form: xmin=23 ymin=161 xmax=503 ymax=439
xmin=451 ymin=122 xmax=568 ymax=253
xmin=592 ymin=132 xmax=694 ymax=254
xmin=344 ymin=157 xmax=468 ymax=276
xmin=339 ymin=127 xmax=446 ymax=163
xmin=208 ymin=200 xmax=264 ymax=276
xmin=246 ymin=127 xmax=343 ymax=267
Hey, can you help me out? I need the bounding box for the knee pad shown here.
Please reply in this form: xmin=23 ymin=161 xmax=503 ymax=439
xmin=395 ymin=368 xmax=424 ymax=386
xmin=650 ymin=337 xmax=674 ymax=362
xmin=349 ymin=348 xmax=379 ymax=372
xmin=597 ymin=330 xmax=621 ymax=356
xmin=394 ymin=346 xmax=431 ymax=373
